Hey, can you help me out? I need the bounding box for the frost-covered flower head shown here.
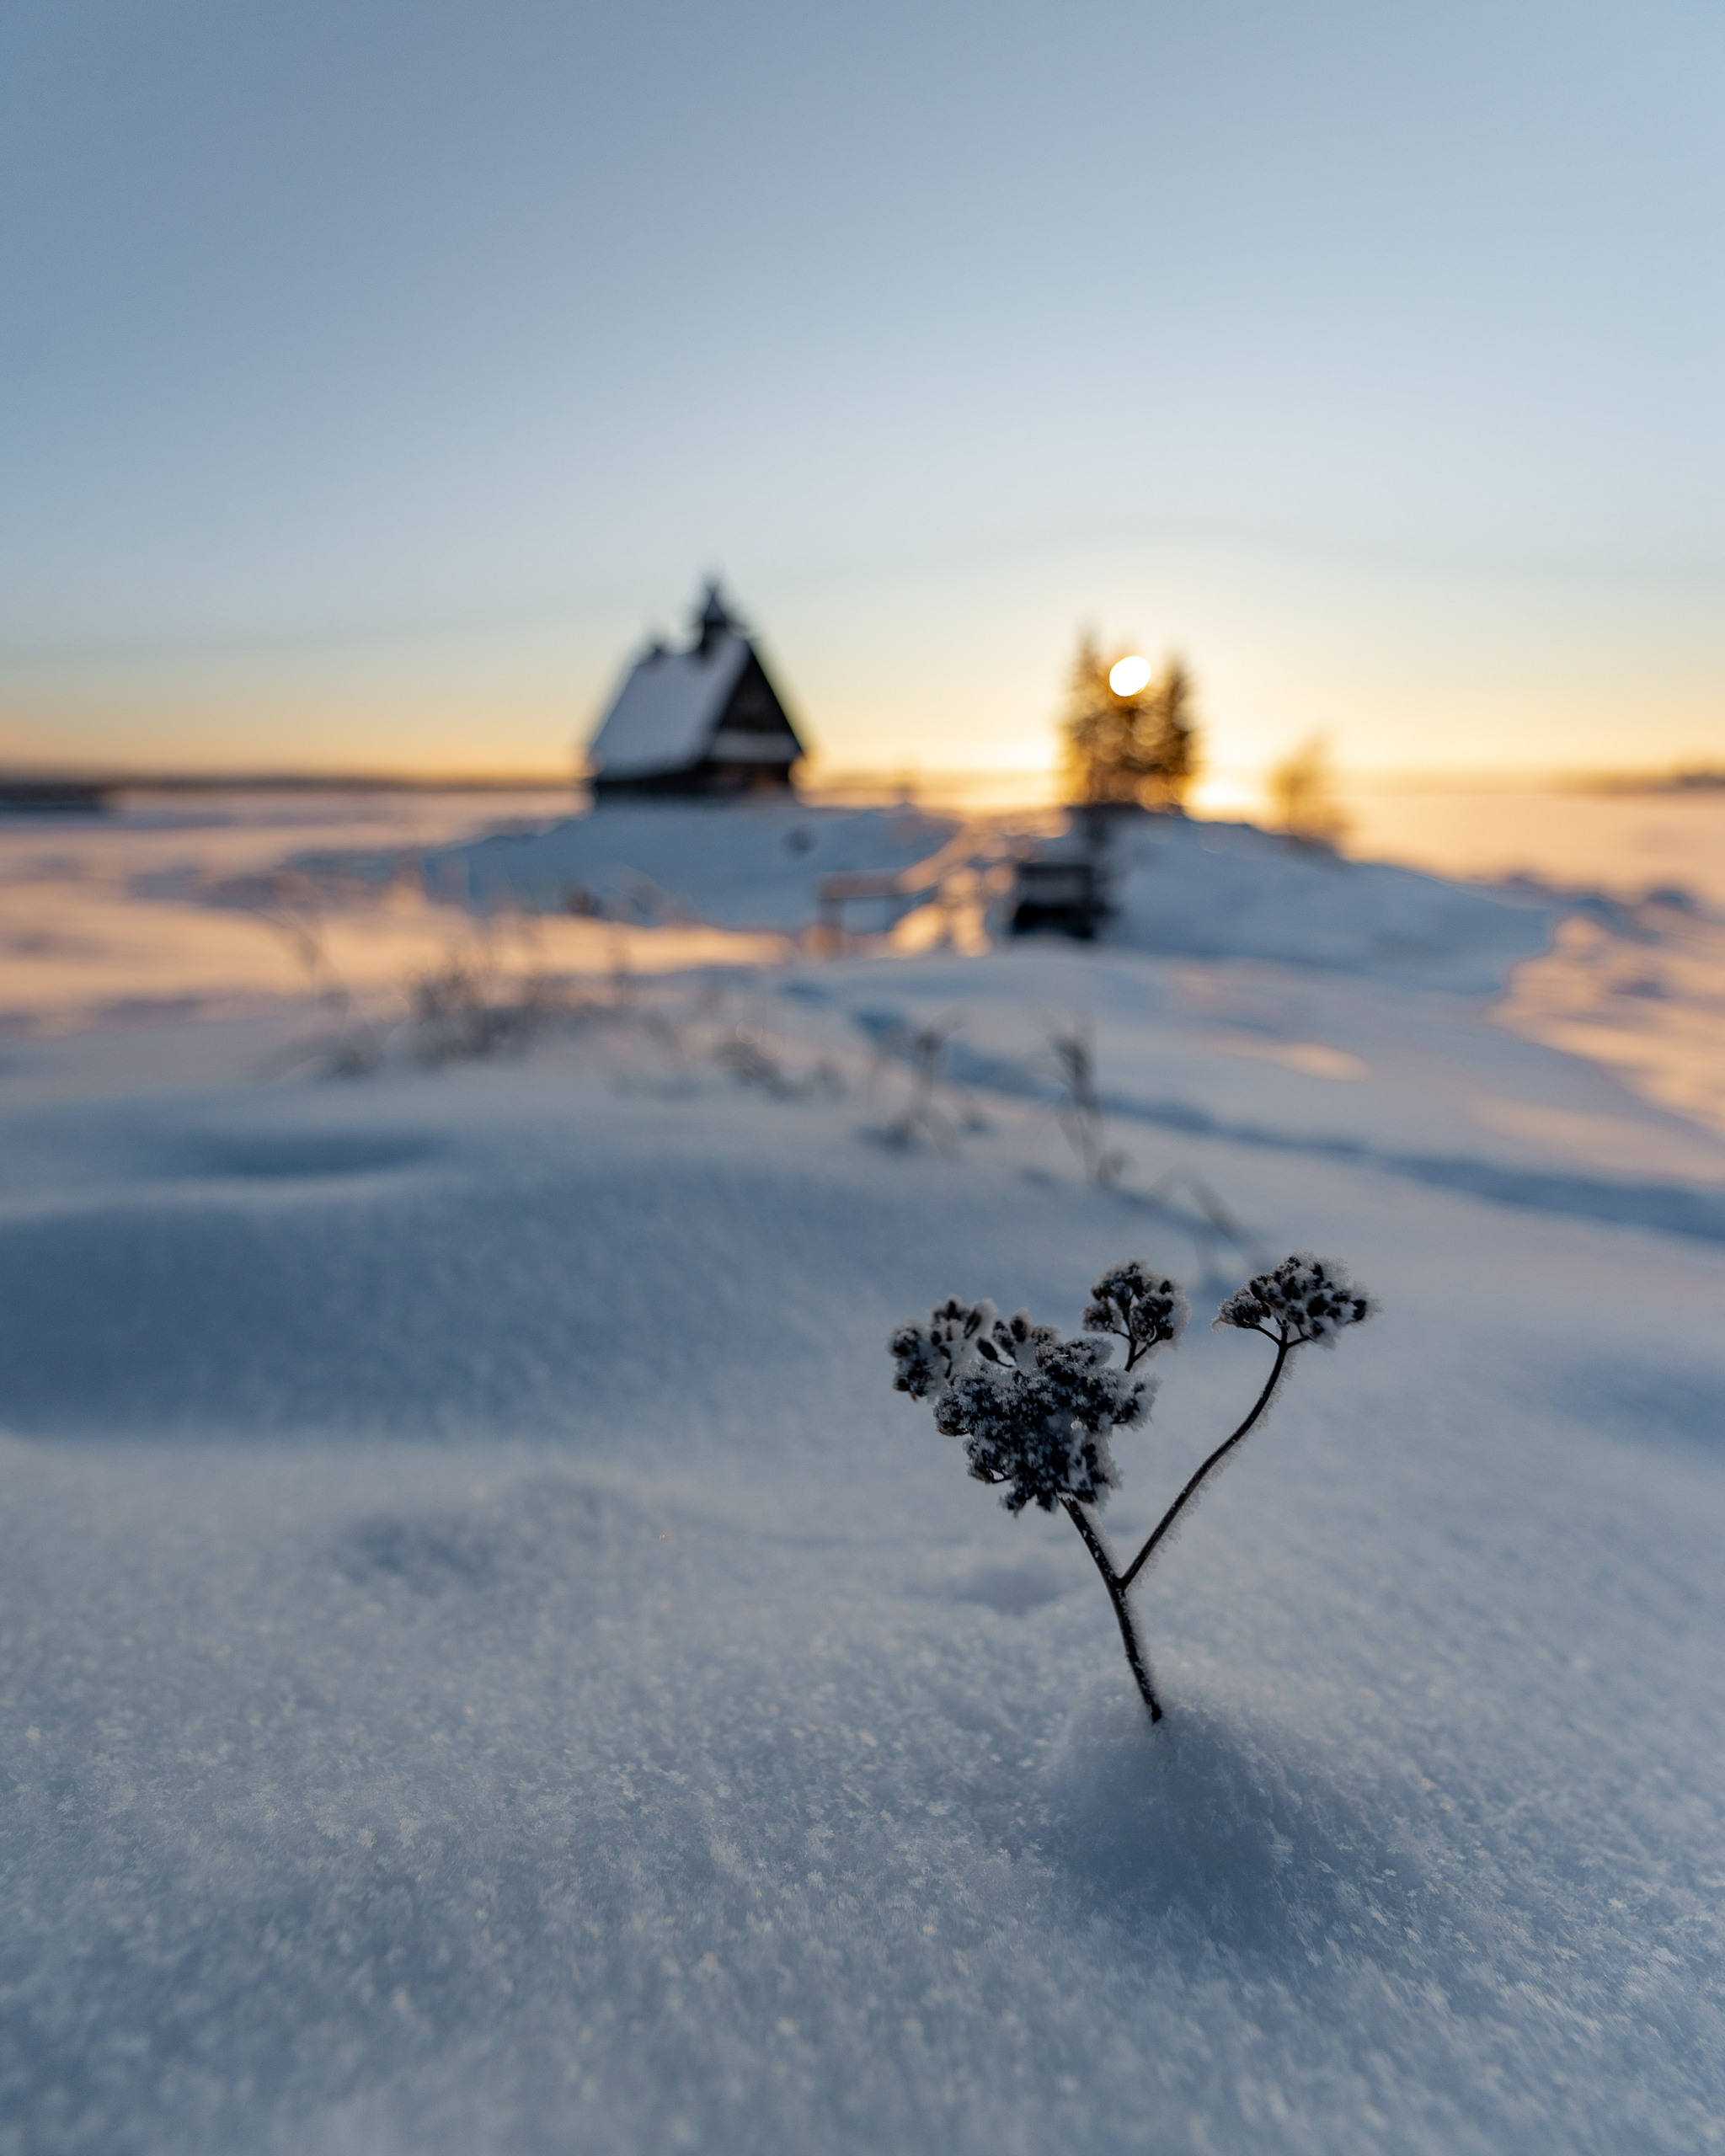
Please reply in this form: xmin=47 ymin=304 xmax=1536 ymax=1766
xmin=889 ymin=1297 xmax=999 ymax=1398
xmin=1083 ymin=1260 xmax=1189 ymax=1369
xmin=889 ymin=1284 xmax=1151 ymax=1514
xmin=1214 ymin=1253 xmax=1375 ymax=1348
xmin=975 ymin=1307 xmax=1061 ymax=1377
xmin=936 ymin=1335 xmax=1146 ymax=1513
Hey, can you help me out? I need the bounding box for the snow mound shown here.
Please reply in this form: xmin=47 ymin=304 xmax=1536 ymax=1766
xmin=425 ymin=802 xmax=959 ymax=929
xmin=4 ymin=831 xmax=1724 ymax=2153
xmin=427 ymin=803 xmax=1556 ymax=995
xmin=1103 ymin=816 xmax=1556 ymax=992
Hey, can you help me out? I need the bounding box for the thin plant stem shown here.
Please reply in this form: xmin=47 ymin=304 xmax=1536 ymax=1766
xmin=1061 ymin=1497 xmax=1162 ymax=1722
xmin=1119 ymin=1332 xmax=1292 ymax=1591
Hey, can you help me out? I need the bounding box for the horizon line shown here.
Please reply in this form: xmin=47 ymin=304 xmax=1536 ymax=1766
xmin=0 ymin=760 xmax=1720 ymax=797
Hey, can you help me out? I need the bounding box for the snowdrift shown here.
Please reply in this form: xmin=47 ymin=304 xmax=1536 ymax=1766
xmin=1105 ymin=814 xmax=1555 ymax=993
xmin=426 ymin=803 xmax=1557 ymax=995
xmin=2 ymin=801 xmax=1722 ymax=2155
xmin=425 ymin=802 xmax=960 ymax=931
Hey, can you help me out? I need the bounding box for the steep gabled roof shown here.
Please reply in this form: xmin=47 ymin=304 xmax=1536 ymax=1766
xmin=587 ymin=628 xmax=752 ymax=782
xmin=586 ymin=582 xmax=805 ymax=784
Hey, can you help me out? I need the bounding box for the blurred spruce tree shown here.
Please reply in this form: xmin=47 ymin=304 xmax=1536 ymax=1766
xmin=1060 ymin=634 xmax=1199 ymax=808
xmin=1267 ymin=734 xmax=1350 ymax=847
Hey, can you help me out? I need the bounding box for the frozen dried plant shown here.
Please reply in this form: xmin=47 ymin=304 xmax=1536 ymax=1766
xmin=1047 ymin=1024 xmax=1129 ymax=1188
xmin=713 ymin=1023 xmax=846 ymax=1102
xmin=867 ymin=1017 xmax=965 ymax=1150
xmin=1137 ymin=1169 xmax=1266 ymax=1283
xmin=410 ymin=953 xmax=513 ymax=1065
xmin=1036 ymin=1020 xmax=1258 ymax=1275
xmin=889 ymin=1252 xmax=1375 ymax=1721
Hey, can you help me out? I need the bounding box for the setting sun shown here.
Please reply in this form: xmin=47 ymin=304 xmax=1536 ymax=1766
xmin=1108 ymin=654 xmax=1152 ymax=696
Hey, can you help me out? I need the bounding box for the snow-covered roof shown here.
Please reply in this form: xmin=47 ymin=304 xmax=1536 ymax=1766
xmin=585 ymin=628 xmax=752 ymax=782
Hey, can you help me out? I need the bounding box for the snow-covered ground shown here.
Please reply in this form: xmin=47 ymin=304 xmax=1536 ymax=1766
xmin=2 ymin=794 xmax=1722 ymax=2154
xmin=1327 ymin=782 xmax=1725 ymax=913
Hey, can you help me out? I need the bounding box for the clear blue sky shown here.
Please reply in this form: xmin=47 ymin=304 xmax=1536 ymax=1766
xmin=3 ymin=0 xmax=1721 ymax=784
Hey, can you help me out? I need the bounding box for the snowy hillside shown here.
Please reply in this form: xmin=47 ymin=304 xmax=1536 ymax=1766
xmin=1 ymin=796 xmax=1722 ymax=2154
xmin=426 ymin=801 xmax=1558 ymax=992
xmin=424 ymin=801 xmax=962 ymax=929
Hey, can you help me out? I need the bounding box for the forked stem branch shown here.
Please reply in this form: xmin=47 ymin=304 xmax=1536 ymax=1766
xmin=1119 ymin=1334 xmax=1292 ymax=1591
xmin=1061 ymin=1331 xmax=1295 ymax=1722
xmin=1060 ymin=1497 xmax=1162 ymax=1721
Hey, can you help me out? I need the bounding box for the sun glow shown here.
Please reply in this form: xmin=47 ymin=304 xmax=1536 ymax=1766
xmin=1108 ymin=654 xmax=1152 ymax=696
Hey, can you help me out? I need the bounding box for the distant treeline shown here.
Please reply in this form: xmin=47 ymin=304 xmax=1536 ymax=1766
xmin=0 ymin=771 xmax=579 ymax=811
xmin=1580 ymin=767 xmax=1725 ymax=796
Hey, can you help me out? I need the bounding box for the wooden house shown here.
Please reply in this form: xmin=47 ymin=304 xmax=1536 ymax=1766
xmin=585 ymin=583 xmax=806 ymax=799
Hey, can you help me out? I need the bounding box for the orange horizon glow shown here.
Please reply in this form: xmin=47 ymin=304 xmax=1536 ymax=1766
xmin=0 ymin=743 xmax=1716 ymax=803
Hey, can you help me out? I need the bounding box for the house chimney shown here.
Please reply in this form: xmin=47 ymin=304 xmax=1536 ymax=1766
xmin=694 ymin=579 xmax=734 ymax=659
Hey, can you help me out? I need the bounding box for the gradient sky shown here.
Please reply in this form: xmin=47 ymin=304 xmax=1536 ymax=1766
xmin=3 ymin=0 xmax=1722 ymax=787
